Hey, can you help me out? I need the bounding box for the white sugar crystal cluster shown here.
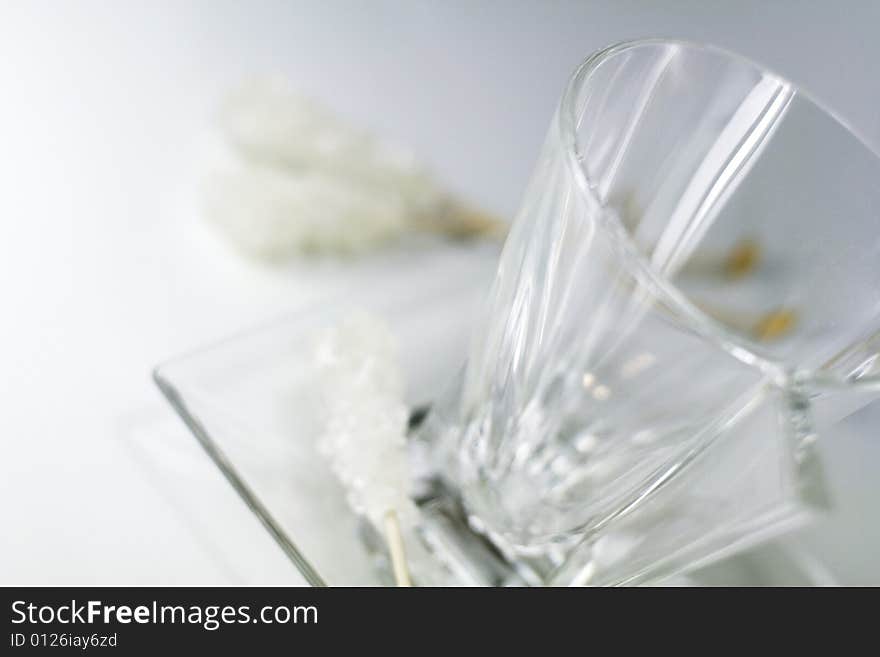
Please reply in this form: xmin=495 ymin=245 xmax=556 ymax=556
xmin=314 ymin=312 xmax=418 ymax=528
xmin=205 ymin=164 xmax=411 ymax=256
xmin=203 ymin=77 xmax=446 ymax=258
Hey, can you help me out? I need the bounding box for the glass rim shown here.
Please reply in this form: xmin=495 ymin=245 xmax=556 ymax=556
xmin=558 ymin=37 xmax=880 ymax=391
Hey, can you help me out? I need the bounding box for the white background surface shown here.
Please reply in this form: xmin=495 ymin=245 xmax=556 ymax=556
xmin=2 ymin=1 xmax=878 ymax=584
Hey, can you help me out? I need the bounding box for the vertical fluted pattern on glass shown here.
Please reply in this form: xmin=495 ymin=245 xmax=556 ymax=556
xmin=432 ymin=40 xmax=880 ymax=560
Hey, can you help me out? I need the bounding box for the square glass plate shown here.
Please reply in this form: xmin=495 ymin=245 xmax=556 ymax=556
xmin=153 ymin=254 xmax=833 ymax=586
xmin=154 ymin=248 xmax=499 ymax=586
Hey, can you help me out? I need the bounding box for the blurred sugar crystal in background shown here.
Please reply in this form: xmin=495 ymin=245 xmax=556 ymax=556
xmin=203 ymin=77 xmax=502 ymax=259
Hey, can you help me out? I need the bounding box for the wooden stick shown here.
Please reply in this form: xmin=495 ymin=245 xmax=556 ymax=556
xmin=383 ymin=509 xmax=412 ymax=587
xmin=696 ymin=302 xmax=798 ymax=342
xmin=676 ymin=237 xmax=763 ymax=279
xmin=417 ymin=203 xmax=507 ymax=241
xmin=751 ymin=308 xmax=798 ymax=341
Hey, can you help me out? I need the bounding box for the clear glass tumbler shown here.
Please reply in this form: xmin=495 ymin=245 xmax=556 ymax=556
xmin=422 ymin=39 xmax=880 ymax=584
